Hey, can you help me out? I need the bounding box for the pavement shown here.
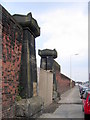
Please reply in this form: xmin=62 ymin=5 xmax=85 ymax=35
xmin=58 ymin=85 xmax=82 ymax=104
xmin=38 ymin=86 xmax=84 ymax=119
xmin=53 ymin=104 xmax=84 ymax=118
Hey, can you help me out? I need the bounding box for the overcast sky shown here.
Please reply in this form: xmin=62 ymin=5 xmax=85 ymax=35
xmin=1 ymin=0 xmax=89 ymax=82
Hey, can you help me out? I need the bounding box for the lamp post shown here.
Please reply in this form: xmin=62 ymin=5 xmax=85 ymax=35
xmin=70 ymin=53 xmax=79 ymax=88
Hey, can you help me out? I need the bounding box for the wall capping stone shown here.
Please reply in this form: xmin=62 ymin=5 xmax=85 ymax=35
xmin=13 ymin=13 xmax=40 ymax=38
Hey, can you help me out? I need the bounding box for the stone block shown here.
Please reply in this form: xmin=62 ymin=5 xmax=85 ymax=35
xmin=39 ymin=69 xmax=53 ymax=106
xmin=15 ymin=96 xmax=44 ymax=117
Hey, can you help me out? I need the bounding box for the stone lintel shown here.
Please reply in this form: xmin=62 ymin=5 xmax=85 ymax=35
xmin=38 ymin=49 xmax=57 ymax=59
xmin=13 ymin=13 xmax=40 ymax=38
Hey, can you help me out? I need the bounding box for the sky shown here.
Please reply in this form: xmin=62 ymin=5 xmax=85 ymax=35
xmin=0 ymin=0 xmax=89 ymax=82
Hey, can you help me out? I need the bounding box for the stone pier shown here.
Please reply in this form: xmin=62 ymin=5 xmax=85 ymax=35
xmin=13 ymin=13 xmax=40 ymax=98
xmin=13 ymin=13 xmax=43 ymax=118
xmin=38 ymin=49 xmax=60 ymax=106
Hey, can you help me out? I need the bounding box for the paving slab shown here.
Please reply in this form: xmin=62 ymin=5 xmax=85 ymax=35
xmin=58 ymin=86 xmax=82 ymax=104
xmin=54 ymin=104 xmax=84 ymax=118
xmin=38 ymin=86 xmax=84 ymax=119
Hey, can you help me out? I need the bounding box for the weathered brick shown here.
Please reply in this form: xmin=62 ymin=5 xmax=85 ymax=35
xmin=56 ymin=71 xmax=74 ymax=95
xmin=2 ymin=6 xmax=23 ymax=118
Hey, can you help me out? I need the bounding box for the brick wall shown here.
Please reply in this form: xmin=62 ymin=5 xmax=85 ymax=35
xmin=72 ymin=80 xmax=75 ymax=88
xmin=56 ymin=71 xmax=73 ymax=95
xmin=0 ymin=4 xmax=2 ymax=119
xmin=2 ymin=6 xmax=23 ymax=118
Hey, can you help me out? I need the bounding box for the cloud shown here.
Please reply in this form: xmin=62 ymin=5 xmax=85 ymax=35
xmin=37 ymin=7 xmax=88 ymax=59
xmin=36 ymin=4 xmax=88 ymax=81
xmin=0 ymin=1 xmax=88 ymax=82
xmin=1 ymin=0 xmax=89 ymax=2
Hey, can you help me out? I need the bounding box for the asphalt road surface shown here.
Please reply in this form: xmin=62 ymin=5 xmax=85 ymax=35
xmin=39 ymin=85 xmax=84 ymax=119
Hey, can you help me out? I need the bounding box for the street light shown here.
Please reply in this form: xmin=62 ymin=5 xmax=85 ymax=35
xmin=70 ymin=53 xmax=79 ymax=88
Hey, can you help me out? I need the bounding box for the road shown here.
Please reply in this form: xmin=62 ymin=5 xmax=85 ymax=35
xmin=39 ymin=85 xmax=84 ymax=119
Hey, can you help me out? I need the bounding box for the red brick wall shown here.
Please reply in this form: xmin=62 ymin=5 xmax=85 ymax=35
xmin=0 ymin=6 xmax=2 ymax=118
xmin=72 ymin=80 xmax=75 ymax=88
xmin=0 ymin=58 xmax=2 ymax=118
xmin=2 ymin=7 xmax=23 ymax=118
xmin=56 ymin=71 xmax=74 ymax=95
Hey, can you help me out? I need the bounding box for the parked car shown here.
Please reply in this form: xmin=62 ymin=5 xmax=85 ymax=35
xmin=79 ymin=84 xmax=83 ymax=94
xmin=80 ymin=87 xmax=88 ymax=99
xmin=82 ymin=89 xmax=90 ymax=118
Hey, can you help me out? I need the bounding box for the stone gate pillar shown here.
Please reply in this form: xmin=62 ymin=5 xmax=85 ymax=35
xmin=13 ymin=13 xmax=40 ymax=98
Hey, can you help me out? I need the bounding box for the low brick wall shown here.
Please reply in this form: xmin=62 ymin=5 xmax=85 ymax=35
xmin=72 ymin=80 xmax=75 ymax=88
xmin=56 ymin=71 xmax=75 ymax=95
